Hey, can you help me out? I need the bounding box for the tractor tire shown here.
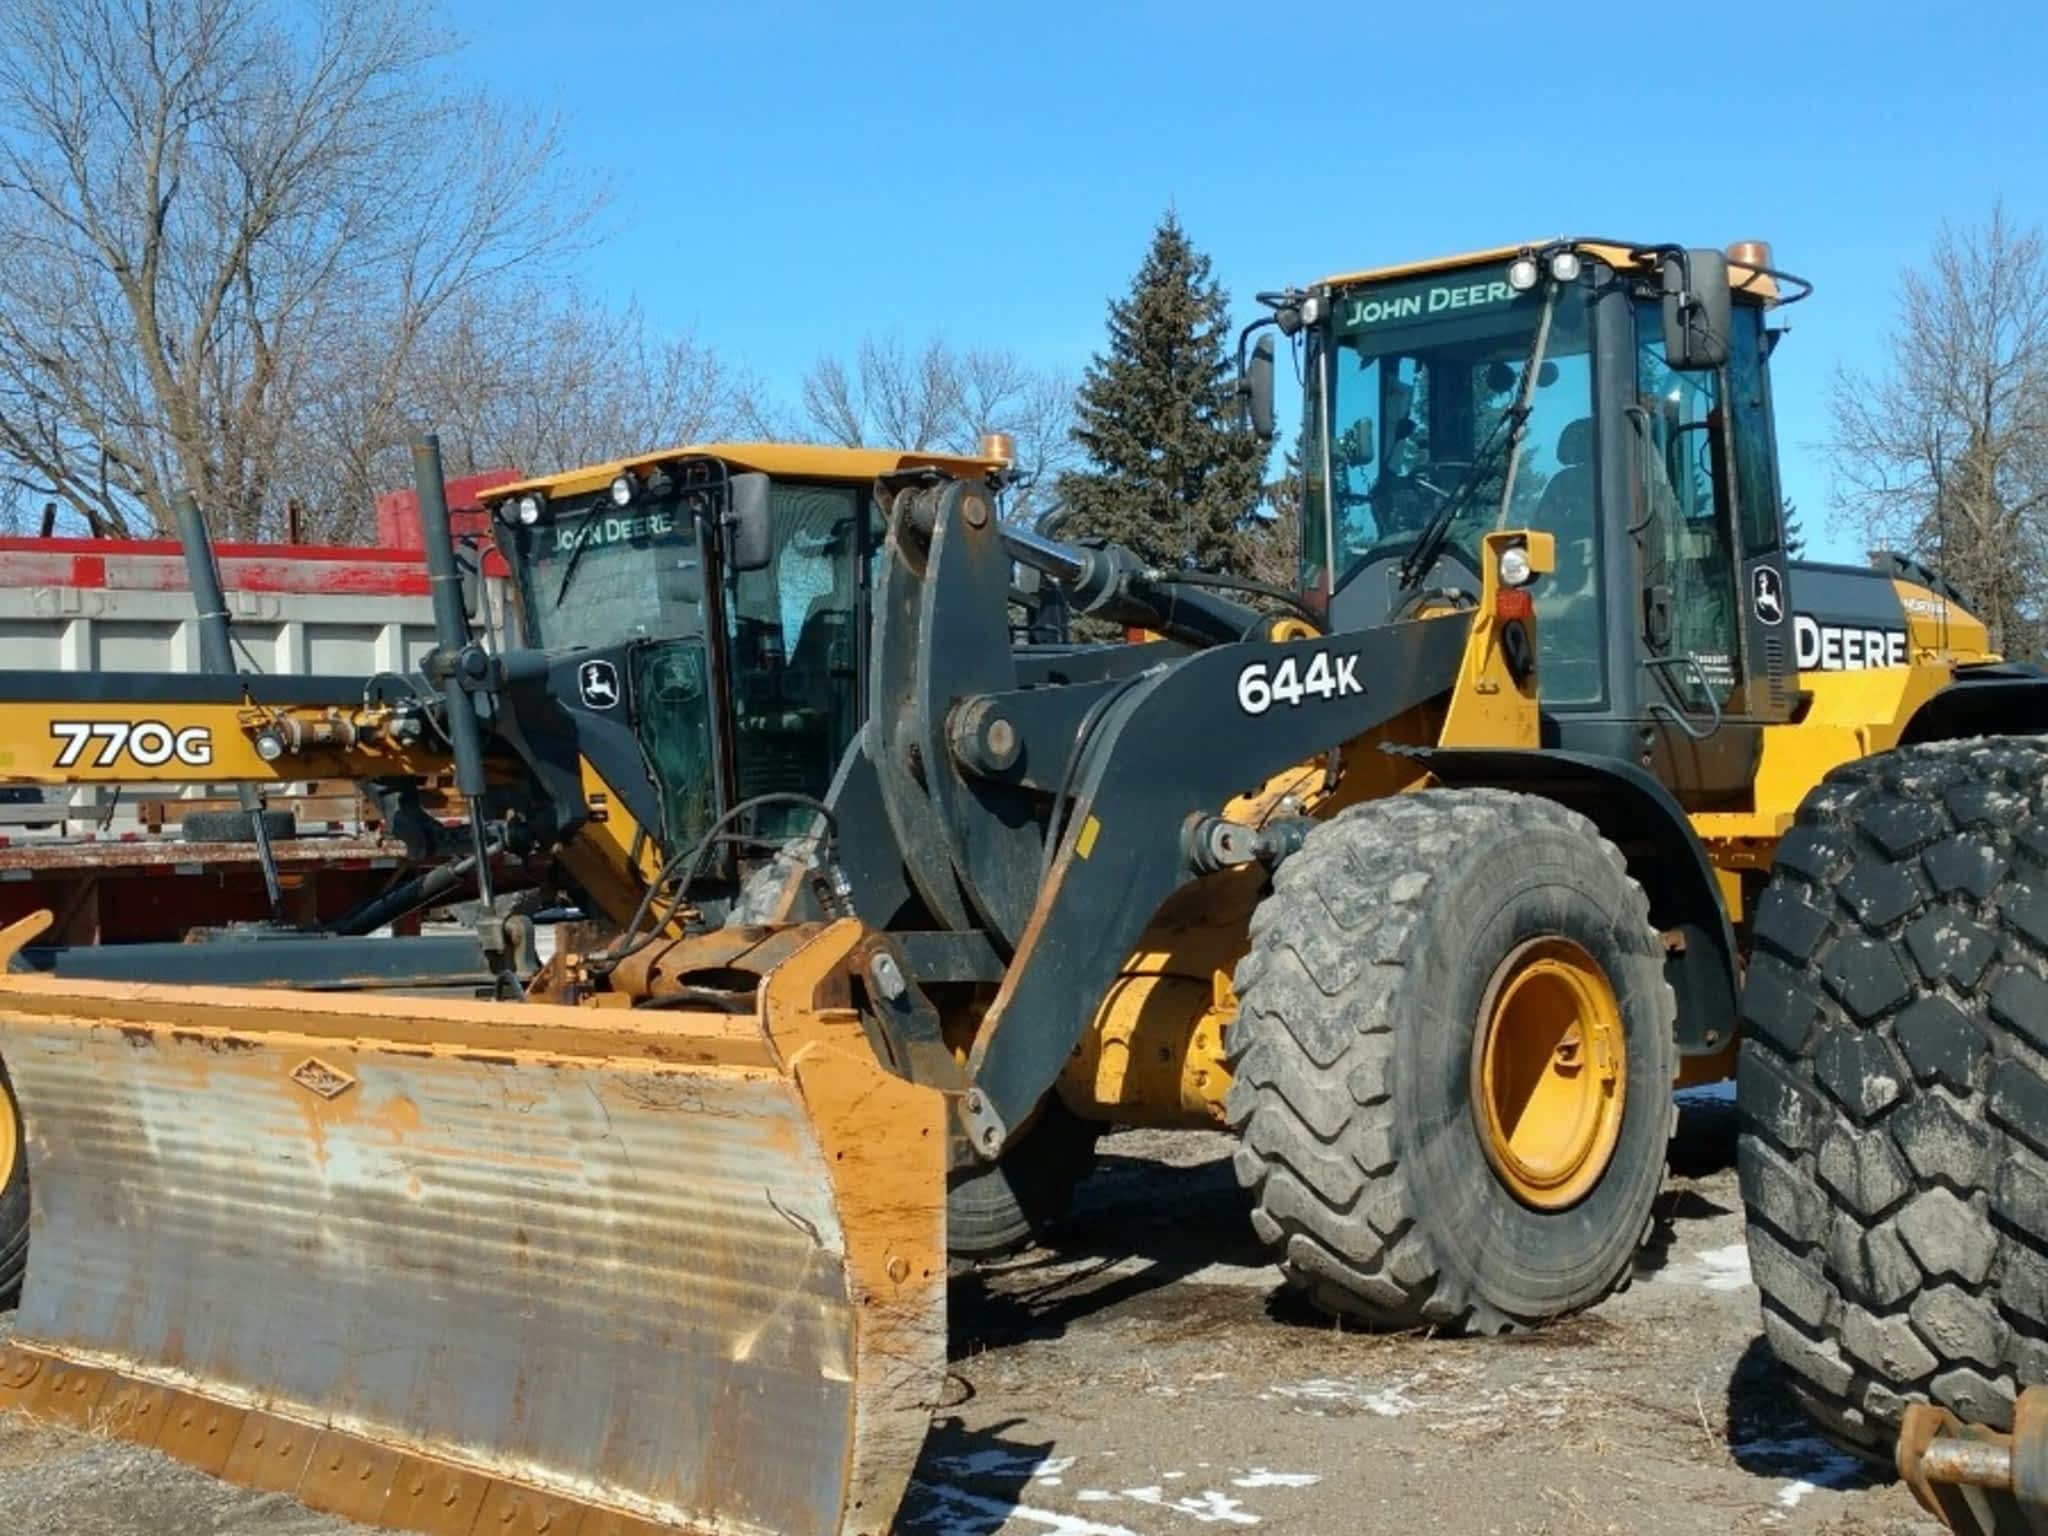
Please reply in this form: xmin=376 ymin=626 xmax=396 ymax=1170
xmin=946 ymin=1098 xmax=1103 ymax=1261
xmin=1739 ymin=736 xmax=2048 ymax=1457
xmin=1 ymin=1057 xmax=27 ymax=1309
xmin=1226 ymin=789 xmax=1677 ymax=1333
xmin=180 ymin=808 xmax=297 ymax=843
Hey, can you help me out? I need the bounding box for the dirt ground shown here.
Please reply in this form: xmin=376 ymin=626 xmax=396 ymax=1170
xmin=0 ymin=1088 xmax=1947 ymax=1535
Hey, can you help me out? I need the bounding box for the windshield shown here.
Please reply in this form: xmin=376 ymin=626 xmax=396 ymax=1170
xmin=1306 ymin=261 xmax=1595 ymax=602
xmin=515 ymin=495 xmax=704 ymax=653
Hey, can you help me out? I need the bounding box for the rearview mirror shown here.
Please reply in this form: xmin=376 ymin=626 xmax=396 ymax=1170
xmin=727 ymin=473 xmax=773 ymax=572
xmin=1661 ymin=249 xmax=1731 ymax=371
xmin=1243 ymin=334 xmax=1277 ymax=442
xmin=1341 ymin=416 xmax=1376 ymax=468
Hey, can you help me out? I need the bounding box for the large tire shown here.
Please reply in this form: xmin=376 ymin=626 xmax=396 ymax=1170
xmin=0 ymin=1057 xmax=27 ymax=1309
xmin=1739 ymin=736 xmax=2048 ymax=1456
xmin=1226 ymin=789 xmax=1677 ymax=1333
xmin=946 ymin=1098 xmax=1102 ymax=1261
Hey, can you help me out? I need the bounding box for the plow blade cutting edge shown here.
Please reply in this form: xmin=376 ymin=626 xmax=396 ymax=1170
xmin=0 ymin=918 xmax=946 ymax=1536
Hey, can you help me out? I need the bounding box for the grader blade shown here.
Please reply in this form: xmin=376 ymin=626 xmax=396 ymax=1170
xmin=0 ymin=918 xmax=945 ymax=1536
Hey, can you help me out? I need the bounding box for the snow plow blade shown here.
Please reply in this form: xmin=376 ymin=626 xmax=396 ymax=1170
xmin=0 ymin=918 xmax=946 ymax=1536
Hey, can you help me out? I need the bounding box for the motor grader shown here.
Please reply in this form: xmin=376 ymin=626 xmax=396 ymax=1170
xmin=0 ymin=437 xmax=1021 ymax=1307
xmin=0 ymin=237 xmax=2043 ymax=1536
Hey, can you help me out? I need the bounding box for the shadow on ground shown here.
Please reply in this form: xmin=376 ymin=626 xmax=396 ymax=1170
xmin=950 ymin=1146 xmax=1267 ymax=1356
xmin=959 ymin=1087 xmax=1757 ymax=1350
xmin=897 ymin=1417 xmax=1071 ymax=1534
xmin=1721 ymin=1333 xmax=1883 ymax=1493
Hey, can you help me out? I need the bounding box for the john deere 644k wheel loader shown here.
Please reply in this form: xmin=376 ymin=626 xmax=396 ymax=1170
xmin=2 ymin=237 xmax=2043 ymax=1535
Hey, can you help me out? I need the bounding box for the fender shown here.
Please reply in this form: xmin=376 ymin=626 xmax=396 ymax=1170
xmin=1396 ymin=745 xmax=1738 ymax=1055
xmin=1901 ymin=662 xmax=2048 ymax=745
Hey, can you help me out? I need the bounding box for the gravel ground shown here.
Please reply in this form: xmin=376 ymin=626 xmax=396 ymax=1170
xmin=0 ymin=1089 xmax=1947 ymax=1535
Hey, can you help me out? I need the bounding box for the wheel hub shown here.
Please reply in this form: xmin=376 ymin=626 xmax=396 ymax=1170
xmin=0 ymin=1080 xmax=16 ymax=1195
xmin=1473 ymin=938 xmax=1626 ymax=1211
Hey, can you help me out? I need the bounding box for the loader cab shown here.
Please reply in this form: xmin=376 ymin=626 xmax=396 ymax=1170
xmin=1296 ymin=240 xmax=1804 ymax=811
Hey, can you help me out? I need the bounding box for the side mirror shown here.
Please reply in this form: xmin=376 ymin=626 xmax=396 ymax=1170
xmin=727 ymin=473 xmax=773 ymax=573
xmin=1661 ymin=249 xmax=1731 ymax=371
xmin=1244 ymin=334 xmax=1277 ymax=442
xmin=1341 ymin=416 xmax=1377 ymax=469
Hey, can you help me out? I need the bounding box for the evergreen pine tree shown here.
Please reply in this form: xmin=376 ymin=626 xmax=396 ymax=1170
xmin=1782 ymin=497 xmax=1808 ymax=559
xmin=1056 ymin=210 xmax=1269 ymax=571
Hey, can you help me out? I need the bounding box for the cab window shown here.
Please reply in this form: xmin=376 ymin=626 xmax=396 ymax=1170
xmin=725 ymin=482 xmax=863 ymax=833
xmin=1633 ymin=299 xmax=1741 ymax=708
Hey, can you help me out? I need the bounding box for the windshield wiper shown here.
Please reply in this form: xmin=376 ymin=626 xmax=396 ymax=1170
xmin=1395 ymin=280 xmax=1561 ymax=595
xmin=552 ymin=511 xmax=600 ymax=607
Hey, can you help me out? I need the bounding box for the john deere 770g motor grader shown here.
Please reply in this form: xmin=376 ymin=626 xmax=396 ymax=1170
xmin=0 ymin=438 xmax=1019 ymax=1306
xmin=0 ymin=238 xmax=2043 ymax=1535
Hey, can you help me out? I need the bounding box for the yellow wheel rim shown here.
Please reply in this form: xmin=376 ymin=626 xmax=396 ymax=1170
xmin=1473 ymin=938 xmax=1626 ymax=1211
xmin=0 ymin=1076 xmax=17 ymax=1194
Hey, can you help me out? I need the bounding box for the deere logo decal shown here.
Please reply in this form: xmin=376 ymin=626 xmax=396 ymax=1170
xmin=551 ymin=510 xmax=676 ymax=553
xmin=1795 ymin=615 xmax=1907 ymax=671
xmin=1338 ymin=271 xmax=1525 ymax=331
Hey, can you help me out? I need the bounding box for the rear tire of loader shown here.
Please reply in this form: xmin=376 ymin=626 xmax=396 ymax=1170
xmin=1226 ymin=790 xmax=1677 ymax=1333
xmin=1738 ymin=737 xmax=2048 ymax=1458
xmin=0 ymin=1057 xmax=27 ymax=1310
xmin=946 ymin=1098 xmax=1102 ymax=1261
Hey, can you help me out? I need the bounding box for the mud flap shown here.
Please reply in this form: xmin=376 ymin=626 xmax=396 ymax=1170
xmin=0 ymin=918 xmax=946 ymax=1536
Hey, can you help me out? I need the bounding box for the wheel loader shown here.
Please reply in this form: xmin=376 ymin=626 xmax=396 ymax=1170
xmin=2 ymin=237 xmax=2046 ymax=1536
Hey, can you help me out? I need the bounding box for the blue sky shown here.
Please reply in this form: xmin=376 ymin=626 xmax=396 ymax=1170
xmin=444 ymin=0 xmax=2046 ymax=563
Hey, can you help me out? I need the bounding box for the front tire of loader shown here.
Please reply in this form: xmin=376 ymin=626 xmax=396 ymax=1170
xmin=0 ymin=1057 xmax=28 ymax=1309
xmin=1226 ymin=790 xmax=1678 ymax=1333
xmin=946 ymin=1098 xmax=1102 ymax=1261
xmin=1739 ymin=737 xmax=2048 ymax=1458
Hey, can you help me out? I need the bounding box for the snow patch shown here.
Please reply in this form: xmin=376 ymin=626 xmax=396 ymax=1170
xmin=1231 ymin=1470 xmax=1320 ymax=1489
xmin=1675 ymin=1081 xmax=1736 ymax=1106
xmin=1734 ymin=1433 xmax=1864 ymax=1489
xmin=1122 ymin=1486 xmax=1259 ymax=1525
xmin=1267 ymin=1377 xmax=1420 ymax=1416
xmin=1654 ymin=1243 xmax=1754 ymax=1292
xmin=904 ymin=1480 xmax=1142 ymax=1536
xmin=1775 ymin=1479 xmax=1817 ymax=1508
xmin=931 ymin=1450 xmax=1076 ymax=1481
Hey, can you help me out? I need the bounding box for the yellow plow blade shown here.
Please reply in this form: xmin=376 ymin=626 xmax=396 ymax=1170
xmin=0 ymin=919 xmax=945 ymax=1536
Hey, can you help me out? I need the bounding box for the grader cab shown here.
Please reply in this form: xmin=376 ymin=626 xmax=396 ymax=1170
xmin=2 ymin=237 xmax=2046 ymax=1536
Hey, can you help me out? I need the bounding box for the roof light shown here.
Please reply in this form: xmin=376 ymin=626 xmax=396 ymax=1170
xmin=1507 ymin=256 xmax=1540 ymax=293
xmin=609 ymin=473 xmax=636 ymax=508
xmin=1549 ymin=249 xmax=1582 ymax=284
xmin=515 ymin=493 xmax=544 ymax=525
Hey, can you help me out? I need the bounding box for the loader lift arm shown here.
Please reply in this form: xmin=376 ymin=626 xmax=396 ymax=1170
xmin=801 ymin=476 xmax=1534 ymax=1156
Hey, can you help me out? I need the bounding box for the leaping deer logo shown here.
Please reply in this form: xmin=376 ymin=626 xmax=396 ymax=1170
xmin=579 ymin=659 xmax=620 ymax=709
xmin=1752 ymin=566 xmax=1785 ymax=626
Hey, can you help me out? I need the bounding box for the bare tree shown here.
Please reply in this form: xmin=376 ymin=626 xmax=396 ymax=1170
xmin=262 ymin=286 xmax=764 ymax=538
xmin=796 ymin=333 xmax=1078 ymax=523
xmin=0 ymin=0 xmax=604 ymax=539
xmin=1830 ymin=203 xmax=2048 ymax=652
